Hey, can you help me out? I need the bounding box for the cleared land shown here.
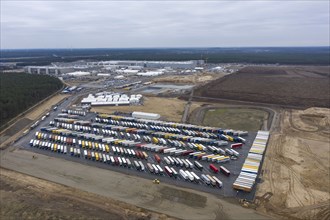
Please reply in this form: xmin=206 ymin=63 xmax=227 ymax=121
xmin=0 ymin=168 xmax=175 ymax=220
xmin=92 ymin=96 xmax=202 ymax=122
xmin=256 ymin=108 xmax=330 ymax=220
xmin=153 ymin=73 xmax=224 ymax=84
xmin=194 ymin=66 xmax=330 ymax=108
xmin=202 ymin=108 xmax=269 ymax=131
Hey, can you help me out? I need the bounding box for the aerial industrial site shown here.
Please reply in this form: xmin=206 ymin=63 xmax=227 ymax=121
xmin=1 ymin=1 xmax=329 ymax=220
xmin=1 ymin=55 xmax=329 ymax=220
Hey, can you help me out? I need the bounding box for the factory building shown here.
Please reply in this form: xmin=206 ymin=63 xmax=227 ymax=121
xmin=25 ymin=66 xmax=74 ymax=75
xmin=89 ymin=60 xmax=204 ymax=69
xmin=81 ymin=93 xmax=142 ymax=106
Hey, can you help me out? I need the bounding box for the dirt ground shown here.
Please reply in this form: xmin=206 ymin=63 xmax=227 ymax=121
xmin=0 ymin=168 xmax=175 ymax=220
xmin=256 ymin=107 xmax=330 ymax=219
xmin=92 ymin=96 xmax=203 ymax=122
xmin=153 ymin=73 xmax=224 ymax=84
xmin=194 ymin=66 xmax=330 ymax=108
xmin=0 ymin=147 xmax=272 ymax=220
xmin=25 ymin=94 xmax=69 ymax=120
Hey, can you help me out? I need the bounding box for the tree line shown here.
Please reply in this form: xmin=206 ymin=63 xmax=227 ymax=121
xmin=0 ymin=72 xmax=63 ymax=127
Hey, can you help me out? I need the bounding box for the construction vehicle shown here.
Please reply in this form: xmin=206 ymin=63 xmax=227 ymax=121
xmin=239 ymin=192 xmax=273 ymax=209
xmin=153 ymin=179 xmax=160 ymax=184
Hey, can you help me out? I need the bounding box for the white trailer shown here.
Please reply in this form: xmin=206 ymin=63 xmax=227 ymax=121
xmin=185 ymin=170 xmax=194 ymax=182
xmin=212 ymin=176 xmax=223 ymax=188
xmin=201 ymin=174 xmax=210 ymax=185
xmin=156 ymin=165 xmax=163 ymax=174
xmin=138 ymin=161 xmax=145 ymax=171
xmin=179 ymin=169 xmax=188 ymax=180
xmin=190 ymin=172 xmax=201 ymax=183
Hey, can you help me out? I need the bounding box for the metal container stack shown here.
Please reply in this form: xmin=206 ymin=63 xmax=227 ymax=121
xmin=233 ymin=131 xmax=269 ymax=192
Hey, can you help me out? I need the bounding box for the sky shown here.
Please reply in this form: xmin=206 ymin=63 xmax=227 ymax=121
xmin=1 ymin=0 xmax=329 ymax=49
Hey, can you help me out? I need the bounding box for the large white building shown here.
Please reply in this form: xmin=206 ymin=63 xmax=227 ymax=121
xmin=89 ymin=60 xmax=204 ymax=69
xmin=81 ymin=92 xmax=142 ymax=106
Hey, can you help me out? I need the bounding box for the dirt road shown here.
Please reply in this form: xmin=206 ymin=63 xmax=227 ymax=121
xmin=256 ymin=108 xmax=330 ymax=220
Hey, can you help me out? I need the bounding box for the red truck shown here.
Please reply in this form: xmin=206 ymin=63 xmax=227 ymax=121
xmin=231 ymin=143 xmax=243 ymax=149
xmin=182 ymin=150 xmax=194 ymax=156
xmin=209 ymin=164 xmax=219 ymax=173
xmin=154 ymin=154 xmax=161 ymax=163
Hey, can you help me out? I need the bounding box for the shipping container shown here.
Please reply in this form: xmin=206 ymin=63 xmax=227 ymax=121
xmin=190 ymin=172 xmax=200 ymax=183
xmin=201 ymin=174 xmax=210 ymax=185
xmin=194 ymin=161 xmax=203 ymax=170
xmin=209 ymin=164 xmax=219 ymax=173
xmin=147 ymin=163 xmax=154 ymax=173
xmin=164 ymin=166 xmax=173 ymax=176
xmin=156 ymin=165 xmax=164 ymax=174
xmin=134 ymin=160 xmax=141 ymax=170
xmin=179 ymin=169 xmax=188 ymax=180
xmin=170 ymin=167 xmax=178 ymax=178
xmin=154 ymin=154 xmax=161 ymax=163
xmin=138 ymin=161 xmax=145 ymax=171
xmin=212 ymin=176 xmax=223 ymax=188
xmin=206 ymin=175 xmax=217 ymax=186
xmin=220 ymin=166 xmax=231 ymax=176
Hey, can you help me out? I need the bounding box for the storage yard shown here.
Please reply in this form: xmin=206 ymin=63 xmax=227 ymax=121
xmin=16 ymin=105 xmax=271 ymax=200
xmin=2 ymin=62 xmax=328 ymax=220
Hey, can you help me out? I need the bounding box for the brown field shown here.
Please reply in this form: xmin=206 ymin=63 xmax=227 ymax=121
xmin=194 ymin=66 xmax=330 ymax=108
xmin=0 ymin=168 xmax=175 ymax=220
xmin=153 ymin=73 xmax=224 ymax=84
xmin=256 ymin=107 xmax=330 ymax=219
xmin=92 ymin=96 xmax=202 ymax=122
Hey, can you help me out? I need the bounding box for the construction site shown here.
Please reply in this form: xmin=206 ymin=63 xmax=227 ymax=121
xmin=0 ymin=64 xmax=329 ymax=220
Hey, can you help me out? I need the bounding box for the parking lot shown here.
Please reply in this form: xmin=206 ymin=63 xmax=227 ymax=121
xmin=17 ymin=108 xmax=260 ymax=200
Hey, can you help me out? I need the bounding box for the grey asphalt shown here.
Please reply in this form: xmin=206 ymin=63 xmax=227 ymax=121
xmin=16 ymin=110 xmax=258 ymax=201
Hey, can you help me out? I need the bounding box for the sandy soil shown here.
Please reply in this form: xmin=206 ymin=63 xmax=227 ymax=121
xmin=0 ymin=168 xmax=175 ymax=220
xmin=256 ymin=107 xmax=330 ymax=220
xmin=153 ymin=73 xmax=223 ymax=84
xmin=92 ymin=96 xmax=203 ymax=122
xmin=0 ymin=147 xmax=272 ymax=220
xmin=25 ymin=94 xmax=69 ymax=120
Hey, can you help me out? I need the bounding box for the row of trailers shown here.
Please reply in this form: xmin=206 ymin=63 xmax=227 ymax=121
xmin=35 ymin=127 xmax=243 ymax=166
xmin=233 ymin=131 xmax=270 ymax=192
xmin=30 ymin=110 xmax=265 ymax=195
xmin=29 ymin=138 xmax=224 ymax=189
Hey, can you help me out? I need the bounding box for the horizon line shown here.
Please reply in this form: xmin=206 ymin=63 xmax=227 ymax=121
xmin=1 ymin=46 xmax=330 ymax=50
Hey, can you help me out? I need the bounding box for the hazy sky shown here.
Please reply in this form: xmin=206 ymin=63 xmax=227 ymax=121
xmin=1 ymin=1 xmax=329 ymax=49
